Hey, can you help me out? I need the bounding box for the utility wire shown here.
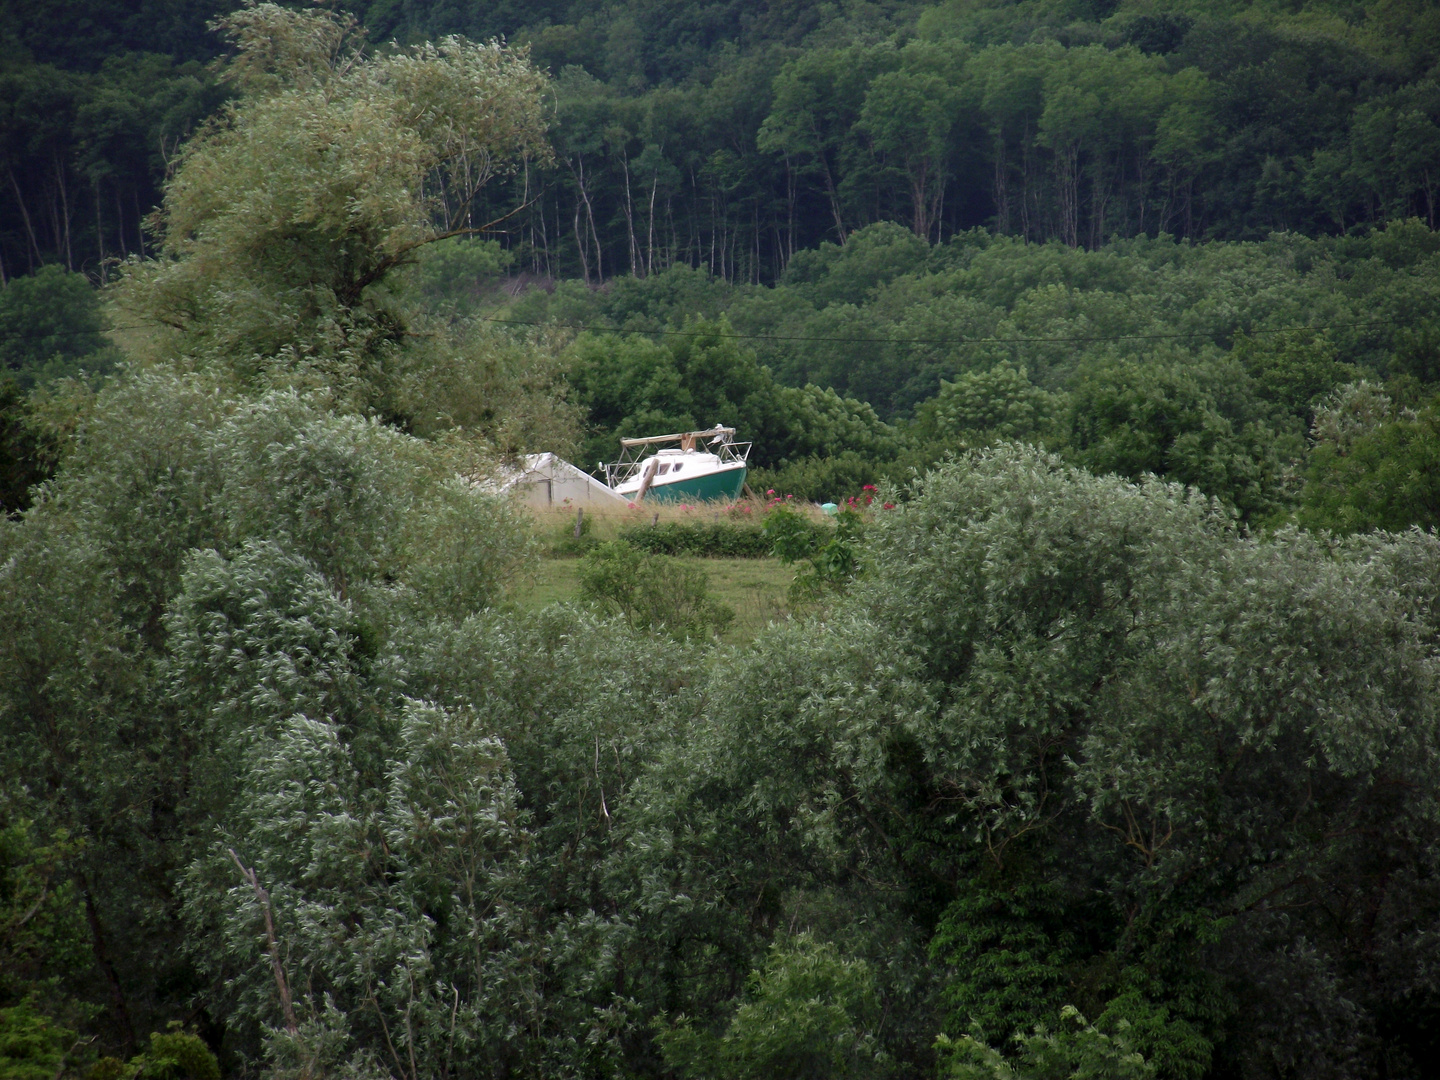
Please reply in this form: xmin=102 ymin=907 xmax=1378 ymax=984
xmin=475 ymin=315 xmax=1391 ymax=347
xmin=0 ymin=317 xmax=1393 ymax=348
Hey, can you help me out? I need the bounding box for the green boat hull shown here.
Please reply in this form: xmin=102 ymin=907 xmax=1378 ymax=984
xmin=642 ymin=465 xmax=747 ymax=503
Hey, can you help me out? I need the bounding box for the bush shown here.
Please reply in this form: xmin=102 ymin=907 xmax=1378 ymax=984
xmin=0 ymin=1002 xmax=78 ymax=1080
xmin=132 ymin=1028 xmax=220 ymax=1080
xmin=577 ymin=540 xmax=734 ymax=638
xmin=749 ymin=452 xmax=882 ymax=503
xmin=618 ymin=520 xmax=773 ymax=558
xmin=546 ymin=506 xmax=601 ymax=556
xmin=763 ymin=505 xmax=862 ymax=600
xmin=657 ymin=934 xmax=887 ymax=1080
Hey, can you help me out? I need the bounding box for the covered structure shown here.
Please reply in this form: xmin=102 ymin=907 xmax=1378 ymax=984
xmin=493 ymin=453 xmax=629 ymax=509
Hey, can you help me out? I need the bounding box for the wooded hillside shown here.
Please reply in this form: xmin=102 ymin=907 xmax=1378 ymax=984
xmin=4 ymin=4 xmax=1440 ymax=1080
xmin=5 ymin=1 xmax=1440 ymax=282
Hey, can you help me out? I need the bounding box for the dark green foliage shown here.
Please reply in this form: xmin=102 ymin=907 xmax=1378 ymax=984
xmin=750 ymin=451 xmax=884 ymax=504
xmin=618 ymin=519 xmax=772 ymax=558
xmin=1065 ymin=356 xmax=1290 ymax=522
xmin=1234 ymin=334 xmax=1357 ymax=424
xmin=566 ymin=320 xmax=774 ymax=470
xmin=781 ymin=223 xmax=933 ymax=307
xmin=409 ymin=236 xmax=514 ymax=314
xmin=537 ymin=217 xmax=1440 ymax=530
xmin=0 ymin=380 xmax=58 ymax=517
xmin=18 ymin=0 xmax=1440 ymax=309
xmin=566 ymin=317 xmax=898 ymax=472
xmin=0 ymin=267 xmax=112 ymax=388
xmin=854 ymin=446 xmax=1440 ymax=1077
xmin=940 ymin=1009 xmax=1153 ymax=1080
xmin=931 ymin=884 xmax=1073 ymax=1047
xmin=0 ymin=813 xmax=89 ymax=1008
xmin=919 ymin=365 xmax=1066 ymax=446
xmin=761 ymin=504 xmax=825 ymax=563
xmin=0 ymin=48 xmax=224 ymax=278
xmin=0 ymin=1 xmax=229 ymax=71
xmin=9 ymin=6 xmax=1440 ymax=1080
xmin=546 ymin=504 xmax=599 ymax=556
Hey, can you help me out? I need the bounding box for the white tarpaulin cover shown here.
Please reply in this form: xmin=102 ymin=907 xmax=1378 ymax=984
xmin=494 ymin=453 xmax=629 ymax=509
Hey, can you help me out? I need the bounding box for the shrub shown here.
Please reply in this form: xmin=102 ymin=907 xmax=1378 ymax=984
xmin=578 ymin=541 xmax=734 ymax=638
xmin=546 ymin=505 xmax=601 ymax=556
xmin=749 ymin=452 xmax=882 ymax=503
xmin=132 ymin=1028 xmax=220 ymax=1080
xmin=618 ymin=520 xmax=773 ymax=558
xmin=763 ymin=504 xmax=863 ymax=600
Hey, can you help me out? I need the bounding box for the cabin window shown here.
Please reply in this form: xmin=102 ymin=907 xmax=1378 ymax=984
xmin=672 ymin=462 xmax=683 ymax=474
xmin=656 ymin=463 xmax=670 ymax=475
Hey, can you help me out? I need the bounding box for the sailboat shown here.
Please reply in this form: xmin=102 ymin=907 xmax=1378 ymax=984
xmin=604 ymin=425 xmax=751 ymax=503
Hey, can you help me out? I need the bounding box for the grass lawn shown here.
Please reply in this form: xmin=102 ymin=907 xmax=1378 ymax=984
xmin=509 ymin=555 xmax=797 ymax=643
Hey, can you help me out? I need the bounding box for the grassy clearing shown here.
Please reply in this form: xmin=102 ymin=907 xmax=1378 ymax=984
xmin=509 ymin=555 xmax=796 ymax=644
xmin=511 ymin=498 xmax=814 ymax=643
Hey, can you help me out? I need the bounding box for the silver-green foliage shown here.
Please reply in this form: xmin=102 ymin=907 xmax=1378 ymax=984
xmin=660 ymin=444 xmax=1440 ymax=1078
xmin=0 ymin=370 xmax=532 ymax=1051
xmin=187 ymin=702 xmax=529 ymax=1080
xmin=859 ymin=446 xmax=1440 ymax=1074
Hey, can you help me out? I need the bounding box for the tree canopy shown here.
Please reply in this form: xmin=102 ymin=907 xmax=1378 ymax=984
xmin=4 ymin=5 xmax=1440 ymax=1080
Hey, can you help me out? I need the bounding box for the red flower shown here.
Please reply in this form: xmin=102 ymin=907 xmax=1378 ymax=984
xmin=883 ymin=502 xmax=895 ymax=510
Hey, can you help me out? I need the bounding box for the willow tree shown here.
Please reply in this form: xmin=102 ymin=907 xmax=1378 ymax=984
xmin=113 ymin=2 xmax=552 ymax=409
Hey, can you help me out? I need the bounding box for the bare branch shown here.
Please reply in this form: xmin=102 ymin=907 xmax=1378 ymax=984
xmin=228 ymin=848 xmax=298 ymax=1035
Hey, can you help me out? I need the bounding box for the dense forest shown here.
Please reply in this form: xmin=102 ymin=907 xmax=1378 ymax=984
xmin=7 ymin=0 xmax=1440 ymax=283
xmin=6 ymin=3 xmax=1440 ymax=1080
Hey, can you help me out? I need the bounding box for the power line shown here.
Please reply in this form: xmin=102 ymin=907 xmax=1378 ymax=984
xmin=476 ymin=315 xmax=1392 ymax=347
xmin=0 ymin=317 xmax=1393 ymax=349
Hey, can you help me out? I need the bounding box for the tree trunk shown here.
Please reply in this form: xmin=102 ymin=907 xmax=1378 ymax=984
xmin=94 ymin=181 xmax=106 ymax=275
xmin=568 ymin=156 xmax=603 ymax=283
xmin=910 ymin=160 xmax=930 ymax=239
xmin=83 ymin=885 xmax=137 ymax=1055
xmin=1088 ymin=155 xmax=1113 ymax=250
xmin=621 ymin=151 xmax=638 ymax=278
xmin=114 ymin=188 xmax=128 ymax=257
xmin=55 ymin=155 xmax=73 ymax=270
xmin=1019 ymin=123 xmax=1035 ymax=241
xmin=573 ymin=194 xmax=590 ymax=284
xmin=647 ymin=168 xmax=658 ymax=277
xmin=9 ymin=168 xmax=42 ymax=270
xmin=783 ymin=152 xmax=797 ymax=266
xmin=993 ymin=137 xmax=1011 ymax=235
xmin=752 ymin=198 xmax=760 ymax=284
xmin=132 ymin=188 xmax=146 ymax=257
xmin=1056 ymin=142 xmax=1080 ymax=247
xmin=818 ymin=144 xmax=848 ymax=244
